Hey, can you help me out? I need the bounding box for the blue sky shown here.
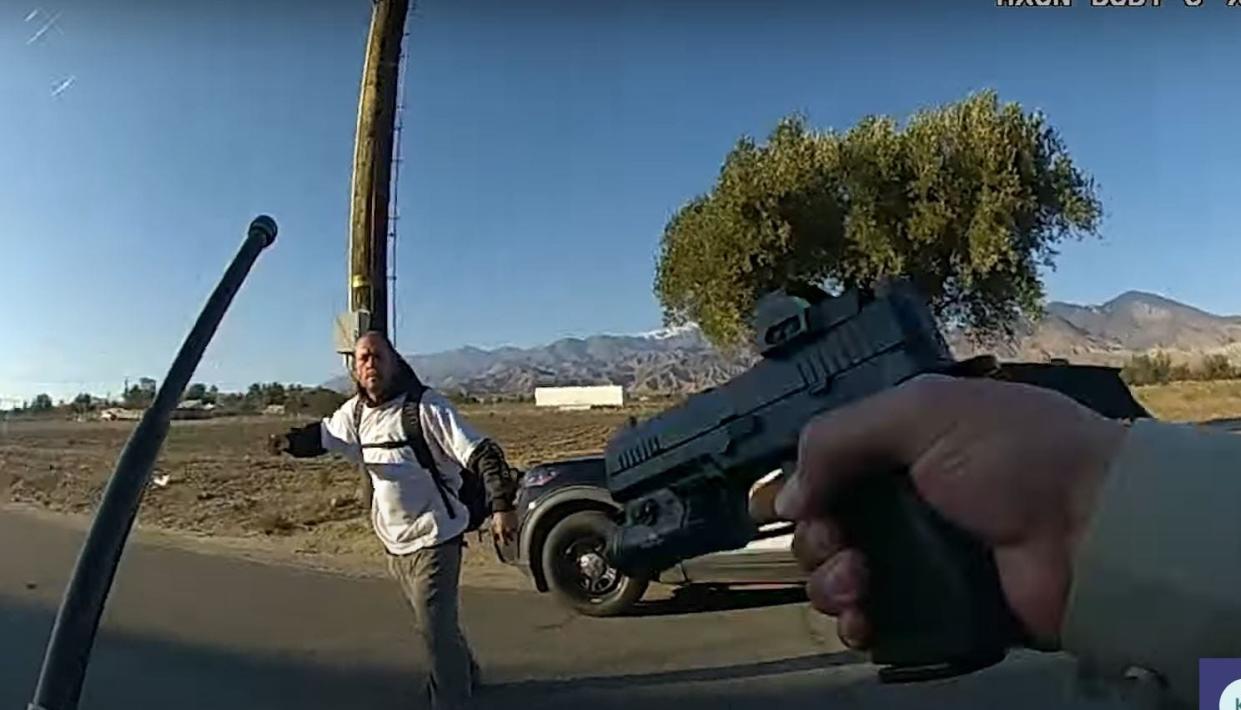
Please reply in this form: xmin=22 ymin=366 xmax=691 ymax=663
xmin=2 ymin=0 xmax=1238 ymax=403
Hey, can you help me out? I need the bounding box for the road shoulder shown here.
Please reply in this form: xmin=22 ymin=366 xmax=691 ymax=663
xmin=0 ymin=501 xmax=531 ymax=590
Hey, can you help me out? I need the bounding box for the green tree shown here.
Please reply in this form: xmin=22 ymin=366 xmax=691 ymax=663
xmin=262 ymin=382 xmax=287 ymax=406
xmin=215 ymin=390 xmax=244 ymax=413
xmin=654 ymin=90 xmax=1103 ymax=351
xmin=30 ymin=393 xmax=53 ymax=412
xmin=71 ymin=393 xmax=94 ymax=414
xmin=284 ymin=384 xmax=305 ymax=413
xmin=300 ymin=387 xmax=347 ymax=418
xmin=185 ymin=383 xmax=208 ymax=401
xmin=122 ymin=385 xmax=153 ymax=409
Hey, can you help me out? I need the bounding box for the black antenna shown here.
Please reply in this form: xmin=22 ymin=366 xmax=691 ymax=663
xmin=27 ymin=216 xmax=278 ymax=710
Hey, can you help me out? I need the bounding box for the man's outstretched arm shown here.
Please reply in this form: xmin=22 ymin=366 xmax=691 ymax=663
xmin=274 ymin=422 xmax=327 ymax=458
xmin=270 ymin=398 xmax=362 ymax=463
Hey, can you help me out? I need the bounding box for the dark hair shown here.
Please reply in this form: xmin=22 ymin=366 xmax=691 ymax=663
xmin=354 ymin=331 xmax=423 ymax=403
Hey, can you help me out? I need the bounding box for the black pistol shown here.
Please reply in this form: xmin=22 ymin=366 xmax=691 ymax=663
xmin=602 ymin=279 xmax=1025 ymax=683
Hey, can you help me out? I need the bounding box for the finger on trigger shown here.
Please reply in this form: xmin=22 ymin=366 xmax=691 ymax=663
xmin=748 ymin=467 xmax=790 ymax=525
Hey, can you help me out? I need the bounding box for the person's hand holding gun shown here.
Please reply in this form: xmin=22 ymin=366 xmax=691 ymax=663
xmin=760 ymin=373 xmax=1241 ymax=709
xmin=769 ymin=374 xmax=1126 ymax=649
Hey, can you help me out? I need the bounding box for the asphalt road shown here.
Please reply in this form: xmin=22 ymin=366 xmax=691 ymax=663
xmin=0 ymin=509 xmax=1147 ymax=710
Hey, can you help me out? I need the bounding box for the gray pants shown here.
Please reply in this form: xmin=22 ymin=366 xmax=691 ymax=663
xmin=387 ymin=537 xmax=480 ymax=709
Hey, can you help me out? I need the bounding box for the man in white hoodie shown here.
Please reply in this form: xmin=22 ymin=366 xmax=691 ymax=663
xmin=269 ymin=331 xmax=517 ymax=709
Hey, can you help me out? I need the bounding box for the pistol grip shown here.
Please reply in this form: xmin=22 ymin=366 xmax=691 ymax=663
xmin=830 ymin=471 xmax=1023 ymax=682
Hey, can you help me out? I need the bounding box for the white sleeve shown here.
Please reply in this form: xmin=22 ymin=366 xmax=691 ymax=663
xmin=419 ymin=391 xmax=485 ymax=469
xmin=1061 ymin=419 xmax=1241 ymax=707
xmin=321 ymin=397 xmax=362 ymax=464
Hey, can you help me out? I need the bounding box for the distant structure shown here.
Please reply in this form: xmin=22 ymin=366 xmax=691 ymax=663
xmin=99 ymin=408 xmax=141 ymax=421
xmin=534 ymin=385 xmax=625 ymax=411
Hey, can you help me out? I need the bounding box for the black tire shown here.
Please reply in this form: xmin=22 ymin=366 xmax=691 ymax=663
xmin=540 ymin=510 xmax=649 ymax=617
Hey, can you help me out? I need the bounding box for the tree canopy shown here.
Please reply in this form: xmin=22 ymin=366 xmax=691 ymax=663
xmin=654 ymin=90 xmax=1103 ymax=351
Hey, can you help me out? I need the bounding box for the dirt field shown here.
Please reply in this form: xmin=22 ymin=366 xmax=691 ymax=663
xmin=0 ymin=403 xmax=664 ymax=586
xmin=1 ymin=382 xmax=1236 ymax=586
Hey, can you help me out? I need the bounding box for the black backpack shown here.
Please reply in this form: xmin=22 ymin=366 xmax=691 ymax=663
xmin=352 ymin=385 xmax=493 ymax=533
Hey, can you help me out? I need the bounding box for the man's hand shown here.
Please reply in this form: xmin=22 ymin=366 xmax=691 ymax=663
xmin=491 ymin=510 xmax=518 ymax=545
xmin=766 ymin=374 xmax=1128 ymax=650
xmin=266 ymin=433 xmax=288 ymax=457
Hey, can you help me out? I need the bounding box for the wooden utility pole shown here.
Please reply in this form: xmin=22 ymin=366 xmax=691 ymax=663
xmin=348 ymin=0 xmax=411 ymax=341
xmin=344 ymin=0 xmax=411 ymax=510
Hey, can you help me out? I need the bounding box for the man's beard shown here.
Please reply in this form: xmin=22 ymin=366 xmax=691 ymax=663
xmin=356 ymin=361 xmax=414 ymax=404
xmin=359 ymin=373 xmax=400 ymax=404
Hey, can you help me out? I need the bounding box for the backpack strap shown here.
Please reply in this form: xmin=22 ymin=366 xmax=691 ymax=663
xmin=352 ymin=397 xmax=365 ymax=440
xmin=400 ymin=386 xmax=460 ymax=520
xmin=350 ymin=386 xmax=460 ymax=520
xmin=349 ymin=396 xmax=372 ymax=507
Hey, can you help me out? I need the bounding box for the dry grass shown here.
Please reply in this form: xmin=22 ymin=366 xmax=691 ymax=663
xmin=460 ymin=402 xmax=667 ymax=468
xmin=0 ymin=404 xmax=660 ymax=582
xmin=3 ymin=384 xmax=1236 ymax=582
xmin=1132 ymin=379 xmax=1241 ymax=422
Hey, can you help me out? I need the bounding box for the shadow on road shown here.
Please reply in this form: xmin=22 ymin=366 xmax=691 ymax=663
xmin=479 ymin=650 xmax=1129 ymax=710
xmin=1 ymin=598 xmax=1125 ymax=710
xmin=2 ymin=595 xmax=852 ymax=710
xmin=490 ymin=648 xmax=866 ymax=693
xmin=0 ymin=598 xmax=420 ymax=710
xmin=1 ymin=595 xmax=864 ymax=710
xmin=624 ymin=584 xmax=808 ymax=617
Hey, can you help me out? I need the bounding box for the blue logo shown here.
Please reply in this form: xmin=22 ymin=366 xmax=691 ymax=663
xmin=1200 ymin=659 xmax=1241 ymax=710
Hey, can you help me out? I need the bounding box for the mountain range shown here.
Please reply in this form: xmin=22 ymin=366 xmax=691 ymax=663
xmin=326 ymin=291 xmax=1241 ymax=398
xmin=948 ymin=291 xmax=1241 ymax=365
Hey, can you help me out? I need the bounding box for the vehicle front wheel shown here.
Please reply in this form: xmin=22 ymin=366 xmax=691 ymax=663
xmin=541 ymin=510 xmax=649 ymax=617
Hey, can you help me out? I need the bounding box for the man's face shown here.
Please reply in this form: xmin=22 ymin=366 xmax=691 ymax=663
xmin=353 ymin=334 xmax=393 ymax=396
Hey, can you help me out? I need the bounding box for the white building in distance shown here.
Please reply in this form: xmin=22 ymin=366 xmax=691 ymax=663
xmin=534 ymin=385 xmax=624 ymax=410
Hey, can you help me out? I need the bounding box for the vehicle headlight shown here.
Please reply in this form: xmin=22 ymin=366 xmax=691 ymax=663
xmin=522 ymin=468 xmax=558 ymax=488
